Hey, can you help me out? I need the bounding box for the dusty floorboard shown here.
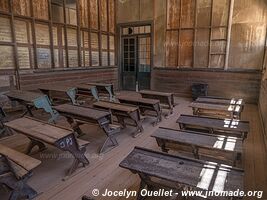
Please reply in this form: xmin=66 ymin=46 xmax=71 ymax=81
xmin=0 ymin=93 xmax=267 ymax=200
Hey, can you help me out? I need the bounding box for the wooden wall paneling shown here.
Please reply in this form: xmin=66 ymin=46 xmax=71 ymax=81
xmin=166 ymin=31 xmax=178 ymax=67
xmin=62 ymin=0 xmax=69 ymax=67
xmin=0 ymin=16 xmax=12 ymax=42
xmin=108 ymin=0 xmax=115 ymax=33
xmin=32 ymin=0 xmax=49 ymax=20
xmin=88 ymin=0 xmax=92 ymax=66
xmin=100 ymin=0 xmax=107 ymax=32
xmin=106 ymin=0 xmax=110 ymax=66
xmin=76 ymin=0 xmax=81 ymax=67
xmin=65 ymin=0 xmax=77 ymax=25
xmin=166 ymin=0 xmax=180 ymax=29
xmin=179 ymin=30 xmax=193 ymax=67
xmin=194 ymin=29 xmax=209 ymax=67
xmin=152 ymin=69 xmax=261 ymax=103
xmin=180 ymin=0 xmax=195 ymax=28
xmin=207 ymin=0 xmax=213 ymax=68
xmin=90 ymin=0 xmax=98 ymax=30
xmin=0 ymin=46 xmax=14 ymax=69
xmin=228 ymin=0 xmax=267 ymax=70
xmin=91 ymin=32 xmax=99 ymax=66
xmin=13 ymin=0 xmax=31 ymax=16
xmin=196 ymin=0 xmax=211 ymax=27
xmin=212 ymin=0 xmax=229 ymax=26
xmin=0 ymin=0 xmax=9 ymax=13
xmin=51 ymin=0 xmax=64 ymax=23
xmin=98 ymin=0 xmax=102 ymax=66
xmin=79 ymin=0 xmax=88 ymax=28
xmin=48 ymin=0 xmax=55 ymax=68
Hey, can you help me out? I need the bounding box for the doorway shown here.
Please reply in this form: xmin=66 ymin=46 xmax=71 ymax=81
xmin=120 ymin=24 xmax=152 ymax=91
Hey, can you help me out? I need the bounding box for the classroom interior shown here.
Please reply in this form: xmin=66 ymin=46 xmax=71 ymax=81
xmin=0 ymin=0 xmax=267 ymax=200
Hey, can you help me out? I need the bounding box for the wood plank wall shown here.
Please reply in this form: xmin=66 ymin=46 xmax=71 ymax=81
xmin=152 ymin=68 xmax=261 ymax=103
xmin=19 ymin=67 xmax=118 ymax=90
xmin=259 ymin=79 xmax=267 ymax=150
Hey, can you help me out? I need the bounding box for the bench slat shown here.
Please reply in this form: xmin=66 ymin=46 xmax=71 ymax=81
xmin=0 ymin=144 xmax=41 ymax=172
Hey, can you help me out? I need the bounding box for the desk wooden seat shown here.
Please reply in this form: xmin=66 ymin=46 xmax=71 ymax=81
xmin=177 ymin=115 xmax=249 ymax=140
xmin=85 ymin=82 xmax=115 ymax=101
xmin=0 ymin=107 xmax=7 ymax=135
xmin=117 ymin=95 xmax=162 ymax=125
xmin=190 ymin=101 xmax=242 ymax=119
xmin=120 ymin=147 xmax=244 ymax=200
xmin=5 ymin=90 xmax=58 ymax=122
xmin=196 ymin=96 xmax=245 ymax=110
xmin=139 ymin=90 xmax=175 ymax=116
xmin=152 ymin=127 xmax=243 ymax=166
xmin=53 ymin=104 xmax=120 ymax=153
xmin=61 ymin=83 xmax=99 ymax=101
xmin=38 ymin=84 xmax=77 ymax=105
xmin=0 ymin=144 xmax=41 ymax=199
xmin=93 ymin=101 xmax=143 ymax=137
xmin=4 ymin=117 xmax=89 ymax=177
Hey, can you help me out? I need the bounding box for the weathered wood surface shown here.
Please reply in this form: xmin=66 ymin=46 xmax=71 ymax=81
xmin=5 ymin=117 xmax=73 ymax=145
xmin=54 ymin=104 xmax=110 ymax=121
xmin=120 ymin=147 xmax=244 ymax=196
xmin=177 ymin=114 xmax=249 ymax=139
xmin=196 ymin=96 xmax=244 ymax=106
xmin=93 ymin=101 xmax=138 ymax=113
xmin=139 ymin=90 xmax=175 ymax=116
xmin=190 ymin=101 xmax=242 ymax=119
xmin=93 ymin=101 xmax=144 ymax=136
xmin=4 ymin=117 xmax=90 ymax=176
xmin=5 ymin=90 xmax=44 ymax=103
xmin=117 ymin=95 xmax=162 ymax=125
xmin=0 ymin=144 xmax=41 ymax=175
xmin=38 ymin=85 xmax=76 ymax=93
xmin=151 ymin=127 xmax=242 ymax=166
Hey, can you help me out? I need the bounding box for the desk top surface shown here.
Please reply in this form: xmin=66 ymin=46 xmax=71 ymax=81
xmin=120 ymin=147 xmax=243 ymax=192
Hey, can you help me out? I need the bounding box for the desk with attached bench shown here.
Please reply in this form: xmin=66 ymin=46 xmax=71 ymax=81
xmin=5 ymin=90 xmax=59 ymax=122
xmin=190 ymin=101 xmax=242 ymax=119
xmin=53 ymin=104 xmax=120 ymax=153
xmin=120 ymin=147 xmax=244 ymax=200
xmin=152 ymin=127 xmax=243 ymax=166
xmin=38 ymin=85 xmax=78 ymax=105
xmin=139 ymin=90 xmax=175 ymax=116
xmin=85 ymin=82 xmax=115 ymax=101
xmin=117 ymin=95 xmax=162 ymax=125
xmin=4 ymin=117 xmax=89 ymax=177
xmin=177 ymin=114 xmax=249 ymax=141
xmin=0 ymin=144 xmax=41 ymax=199
xmin=93 ymin=101 xmax=144 ymax=137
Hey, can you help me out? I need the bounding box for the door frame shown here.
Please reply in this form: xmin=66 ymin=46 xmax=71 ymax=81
xmin=117 ymin=20 xmax=154 ymax=91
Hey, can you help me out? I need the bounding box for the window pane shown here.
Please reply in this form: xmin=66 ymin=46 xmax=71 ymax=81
xmin=17 ymin=47 xmax=32 ymax=69
xmin=35 ymin=24 xmax=50 ymax=45
xmin=51 ymin=0 xmax=64 ymax=23
xmin=37 ymin=48 xmax=51 ymax=68
xmin=15 ymin=20 xmax=32 ymax=44
xmin=0 ymin=46 xmax=14 ymax=69
xmin=65 ymin=0 xmax=77 ymax=25
xmin=0 ymin=17 xmax=12 ymax=42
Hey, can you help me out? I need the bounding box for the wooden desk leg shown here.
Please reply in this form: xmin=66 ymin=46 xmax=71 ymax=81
xmin=0 ymin=172 xmax=38 ymax=200
xmin=129 ymin=111 xmax=144 ymax=137
xmin=105 ymin=86 xmax=115 ymax=102
xmin=0 ymin=157 xmax=38 ymax=200
xmin=26 ymin=139 xmax=47 ymax=154
xmin=99 ymin=120 xmax=120 ymax=154
xmin=156 ymin=139 xmax=168 ymax=153
xmin=191 ymin=145 xmax=199 ymax=159
xmin=55 ymin=134 xmax=89 ymax=176
xmin=66 ymin=117 xmax=84 ymax=137
xmin=116 ymin=116 xmax=126 ymax=129
xmin=153 ymin=103 xmax=162 ymax=126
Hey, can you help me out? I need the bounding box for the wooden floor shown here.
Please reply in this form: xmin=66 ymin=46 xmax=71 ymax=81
xmin=1 ymin=92 xmax=267 ymax=200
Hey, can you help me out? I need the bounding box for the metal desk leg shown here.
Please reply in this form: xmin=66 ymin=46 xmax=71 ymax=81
xmin=66 ymin=117 xmax=84 ymax=137
xmin=105 ymin=86 xmax=115 ymax=102
xmin=66 ymin=88 xmax=78 ymax=105
xmin=129 ymin=110 xmax=144 ymax=137
xmin=26 ymin=139 xmax=47 ymax=154
xmin=55 ymin=134 xmax=89 ymax=176
xmin=0 ymin=157 xmax=38 ymax=200
xmin=90 ymin=86 xmax=99 ymax=101
xmin=152 ymin=103 xmax=162 ymax=126
xmin=33 ymin=96 xmax=59 ymax=123
xmin=99 ymin=118 xmax=120 ymax=154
